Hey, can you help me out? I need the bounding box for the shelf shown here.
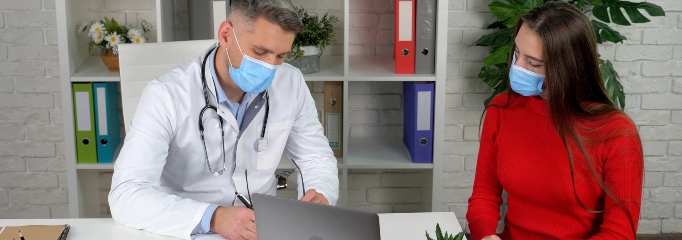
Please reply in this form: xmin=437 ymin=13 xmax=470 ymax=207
xmin=300 ymin=56 xmax=344 ymax=81
xmin=71 ymin=55 xmax=345 ymax=82
xmin=345 ymin=137 xmax=433 ymax=169
xmin=69 ymin=55 xmax=436 ymax=83
xmin=347 ymin=56 xmax=436 ymax=82
xmin=76 ymin=163 xmax=114 ymax=170
xmin=74 ymin=143 xmax=122 ymax=170
xmin=71 ymin=56 xmax=121 ymax=82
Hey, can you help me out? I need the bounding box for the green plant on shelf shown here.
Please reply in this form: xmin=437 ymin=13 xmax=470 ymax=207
xmin=425 ymin=223 xmax=464 ymax=240
xmin=290 ymin=6 xmax=339 ymax=60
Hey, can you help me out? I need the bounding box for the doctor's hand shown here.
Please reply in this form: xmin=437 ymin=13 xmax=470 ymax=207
xmin=300 ymin=189 xmax=329 ymax=205
xmin=210 ymin=206 xmax=258 ymax=240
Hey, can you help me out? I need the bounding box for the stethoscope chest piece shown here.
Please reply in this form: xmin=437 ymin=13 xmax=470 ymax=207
xmin=256 ymin=136 xmax=268 ymax=152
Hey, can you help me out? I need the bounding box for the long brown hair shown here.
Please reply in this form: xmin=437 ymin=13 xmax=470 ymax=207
xmin=487 ymin=0 xmax=642 ymax=230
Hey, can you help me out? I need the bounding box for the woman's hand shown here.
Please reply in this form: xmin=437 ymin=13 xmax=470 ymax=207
xmin=481 ymin=235 xmax=501 ymax=240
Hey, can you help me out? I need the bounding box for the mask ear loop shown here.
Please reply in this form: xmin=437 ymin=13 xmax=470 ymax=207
xmin=225 ymin=46 xmax=237 ymax=70
xmin=225 ymin=26 xmax=244 ymax=69
xmin=231 ymin=27 xmax=245 ymax=54
xmin=225 ymin=26 xmax=245 ymax=68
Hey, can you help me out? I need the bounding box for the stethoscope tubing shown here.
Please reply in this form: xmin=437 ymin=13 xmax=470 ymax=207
xmin=199 ymin=46 xmax=270 ymax=176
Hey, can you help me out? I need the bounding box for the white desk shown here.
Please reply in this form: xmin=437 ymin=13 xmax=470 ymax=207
xmin=0 ymin=212 xmax=466 ymax=240
xmin=379 ymin=212 xmax=465 ymax=239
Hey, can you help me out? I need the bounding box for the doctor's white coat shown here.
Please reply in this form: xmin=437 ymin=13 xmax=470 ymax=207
xmin=108 ymin=45 xmax=339 ymax=239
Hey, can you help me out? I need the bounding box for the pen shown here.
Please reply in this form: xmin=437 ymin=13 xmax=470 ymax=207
xmin=235 ymin=192 xmax=253 ymax=209
xmin=19 ymin=230 xmax=25 ymax=240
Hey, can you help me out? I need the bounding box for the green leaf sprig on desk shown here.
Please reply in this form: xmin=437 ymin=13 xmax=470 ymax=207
xmin=425 ymin=223 xmax=464 ymax=240
xmin=473 ymin=0 xmax=666 ymax=109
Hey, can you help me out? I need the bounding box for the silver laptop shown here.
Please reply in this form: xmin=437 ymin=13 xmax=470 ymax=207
xmin=253 ymin=193 xmax=381 ymax=240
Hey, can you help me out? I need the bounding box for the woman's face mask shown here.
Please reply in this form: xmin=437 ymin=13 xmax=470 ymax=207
xmin=509 ymin=53 xmax=545 ymax=96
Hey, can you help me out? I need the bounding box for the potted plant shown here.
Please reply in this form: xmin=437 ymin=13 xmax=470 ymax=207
xmin=286 ymin=6 xmax=339 ymax=74
xmin=79 ymin=17 xmax=152 ymax=72
xmin=473 ymin=0 xmax=665 ymax=109
xmin=425 ymin=223 xmax=465 ymax=240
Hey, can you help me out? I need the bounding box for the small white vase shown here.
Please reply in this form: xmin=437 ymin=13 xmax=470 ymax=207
xmin=299 ymin=46 xmax=320 ymax=56
xmin=287 ymin=45 xmax=321 ymax=74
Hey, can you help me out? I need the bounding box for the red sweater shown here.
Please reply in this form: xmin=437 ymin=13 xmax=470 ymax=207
xmin=466 ymin=94 xmax=643 ymax=240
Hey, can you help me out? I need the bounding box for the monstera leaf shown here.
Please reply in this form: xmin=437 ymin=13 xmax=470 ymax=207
xmin=600 ymin=59 xmax=625 ymax=109
xmin=474 ymin=28 xmax=514 ymax=47
xmin=478 ymin=64 xmax=509 ymax=107
xmin=489 ymin=0 xmax=544 ymax=28
xmin=484 ymin=45 xmax=513 ymax=67
xmin=591 ymin=0 xmax=665 ymax=26
xmin=592 ymin=20 xmax=627 ymax=44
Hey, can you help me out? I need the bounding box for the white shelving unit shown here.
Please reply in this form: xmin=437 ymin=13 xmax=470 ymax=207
xmin=57 ymin=0 xmax=448 ymax=218
xmin=345 ymin=137 xmax=434 ymax=169
xmin=70 ymin=57 xmax=121 ymax=82
xmin=346 ymin=56 xmax=437 ymax=81
xmin=75 ymin=163 xmax=115 ymax=170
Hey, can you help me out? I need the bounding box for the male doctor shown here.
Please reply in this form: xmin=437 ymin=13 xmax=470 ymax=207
xmin=108 ymin=0 xmax=339 ymax=239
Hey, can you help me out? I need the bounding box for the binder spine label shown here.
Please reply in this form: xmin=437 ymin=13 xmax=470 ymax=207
xmin=417 ymin=91 xmax=431 ymax=131
xmin=76 ymin=92 xmax=92 ymax=131
xmin=96 ymin=87 xmax=108 ymax=135
xmin=326 ymin=113 xmax=341 ymax=149
xmin=398 ymin=1 xmax=413 ymax=41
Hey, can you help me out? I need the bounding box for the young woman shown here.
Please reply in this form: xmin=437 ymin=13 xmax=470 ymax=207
xmin=466 ymin=2 xmax=643 ymax=240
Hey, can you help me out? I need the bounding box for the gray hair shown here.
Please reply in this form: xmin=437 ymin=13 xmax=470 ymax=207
xmin=228 ymin=0 xmax=304 ymax=33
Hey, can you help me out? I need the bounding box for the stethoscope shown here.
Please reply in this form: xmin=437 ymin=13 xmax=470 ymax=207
xmin=199 ymin=46 xmax=270 ymax=176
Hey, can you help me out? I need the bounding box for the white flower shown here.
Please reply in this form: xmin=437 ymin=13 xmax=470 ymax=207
xmin=91 ymin=32 xmax=104 ymax=44
xmin=133 ymin=36 xmax=146 ymax=44
xmin=79 ymin=22 xmax=89 ymax=33
xmin=127 ymin=28 xmax=142 ymax=39
xmin=89 ymin=22 xmax=105 ymax=35
xmin=140 ymin=20 xmax=153 ymax=32
xmin=105 ymin=32 xmax=121 ymax=47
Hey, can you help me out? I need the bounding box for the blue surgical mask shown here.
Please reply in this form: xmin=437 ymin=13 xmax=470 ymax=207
xmin=225 ymin=28 xmax=279 ymax=94
xmin=509 ymin=53 xmax=545 ymax=96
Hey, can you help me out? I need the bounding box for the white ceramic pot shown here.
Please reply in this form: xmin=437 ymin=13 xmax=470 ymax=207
xmin=287 ymin=45 xmax=321 ymax=74
xmin=299 ymin=46 xmax=321 ymax=56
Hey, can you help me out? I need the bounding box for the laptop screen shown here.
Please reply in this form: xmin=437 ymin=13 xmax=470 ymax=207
xmin=253 ymin=194 xmax=381 ymax=240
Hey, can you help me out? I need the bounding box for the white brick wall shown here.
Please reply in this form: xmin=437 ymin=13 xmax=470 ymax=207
xmin=99 ymin=171 xmax=113 ymax=217
xmin=348 ymin=0 xmax=392 ymax=56
xmin=643 ymin=141 xmax=669 ymax=156
xmin=445 ymin=0 xmax=682 ymax=235
xmin=0 ymin=0 xmax=154 ymax=219
xmin=86 ymin=0 xmax=158 ymax=43
xmin=346 ymin=170 xmax=426 ymax=213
